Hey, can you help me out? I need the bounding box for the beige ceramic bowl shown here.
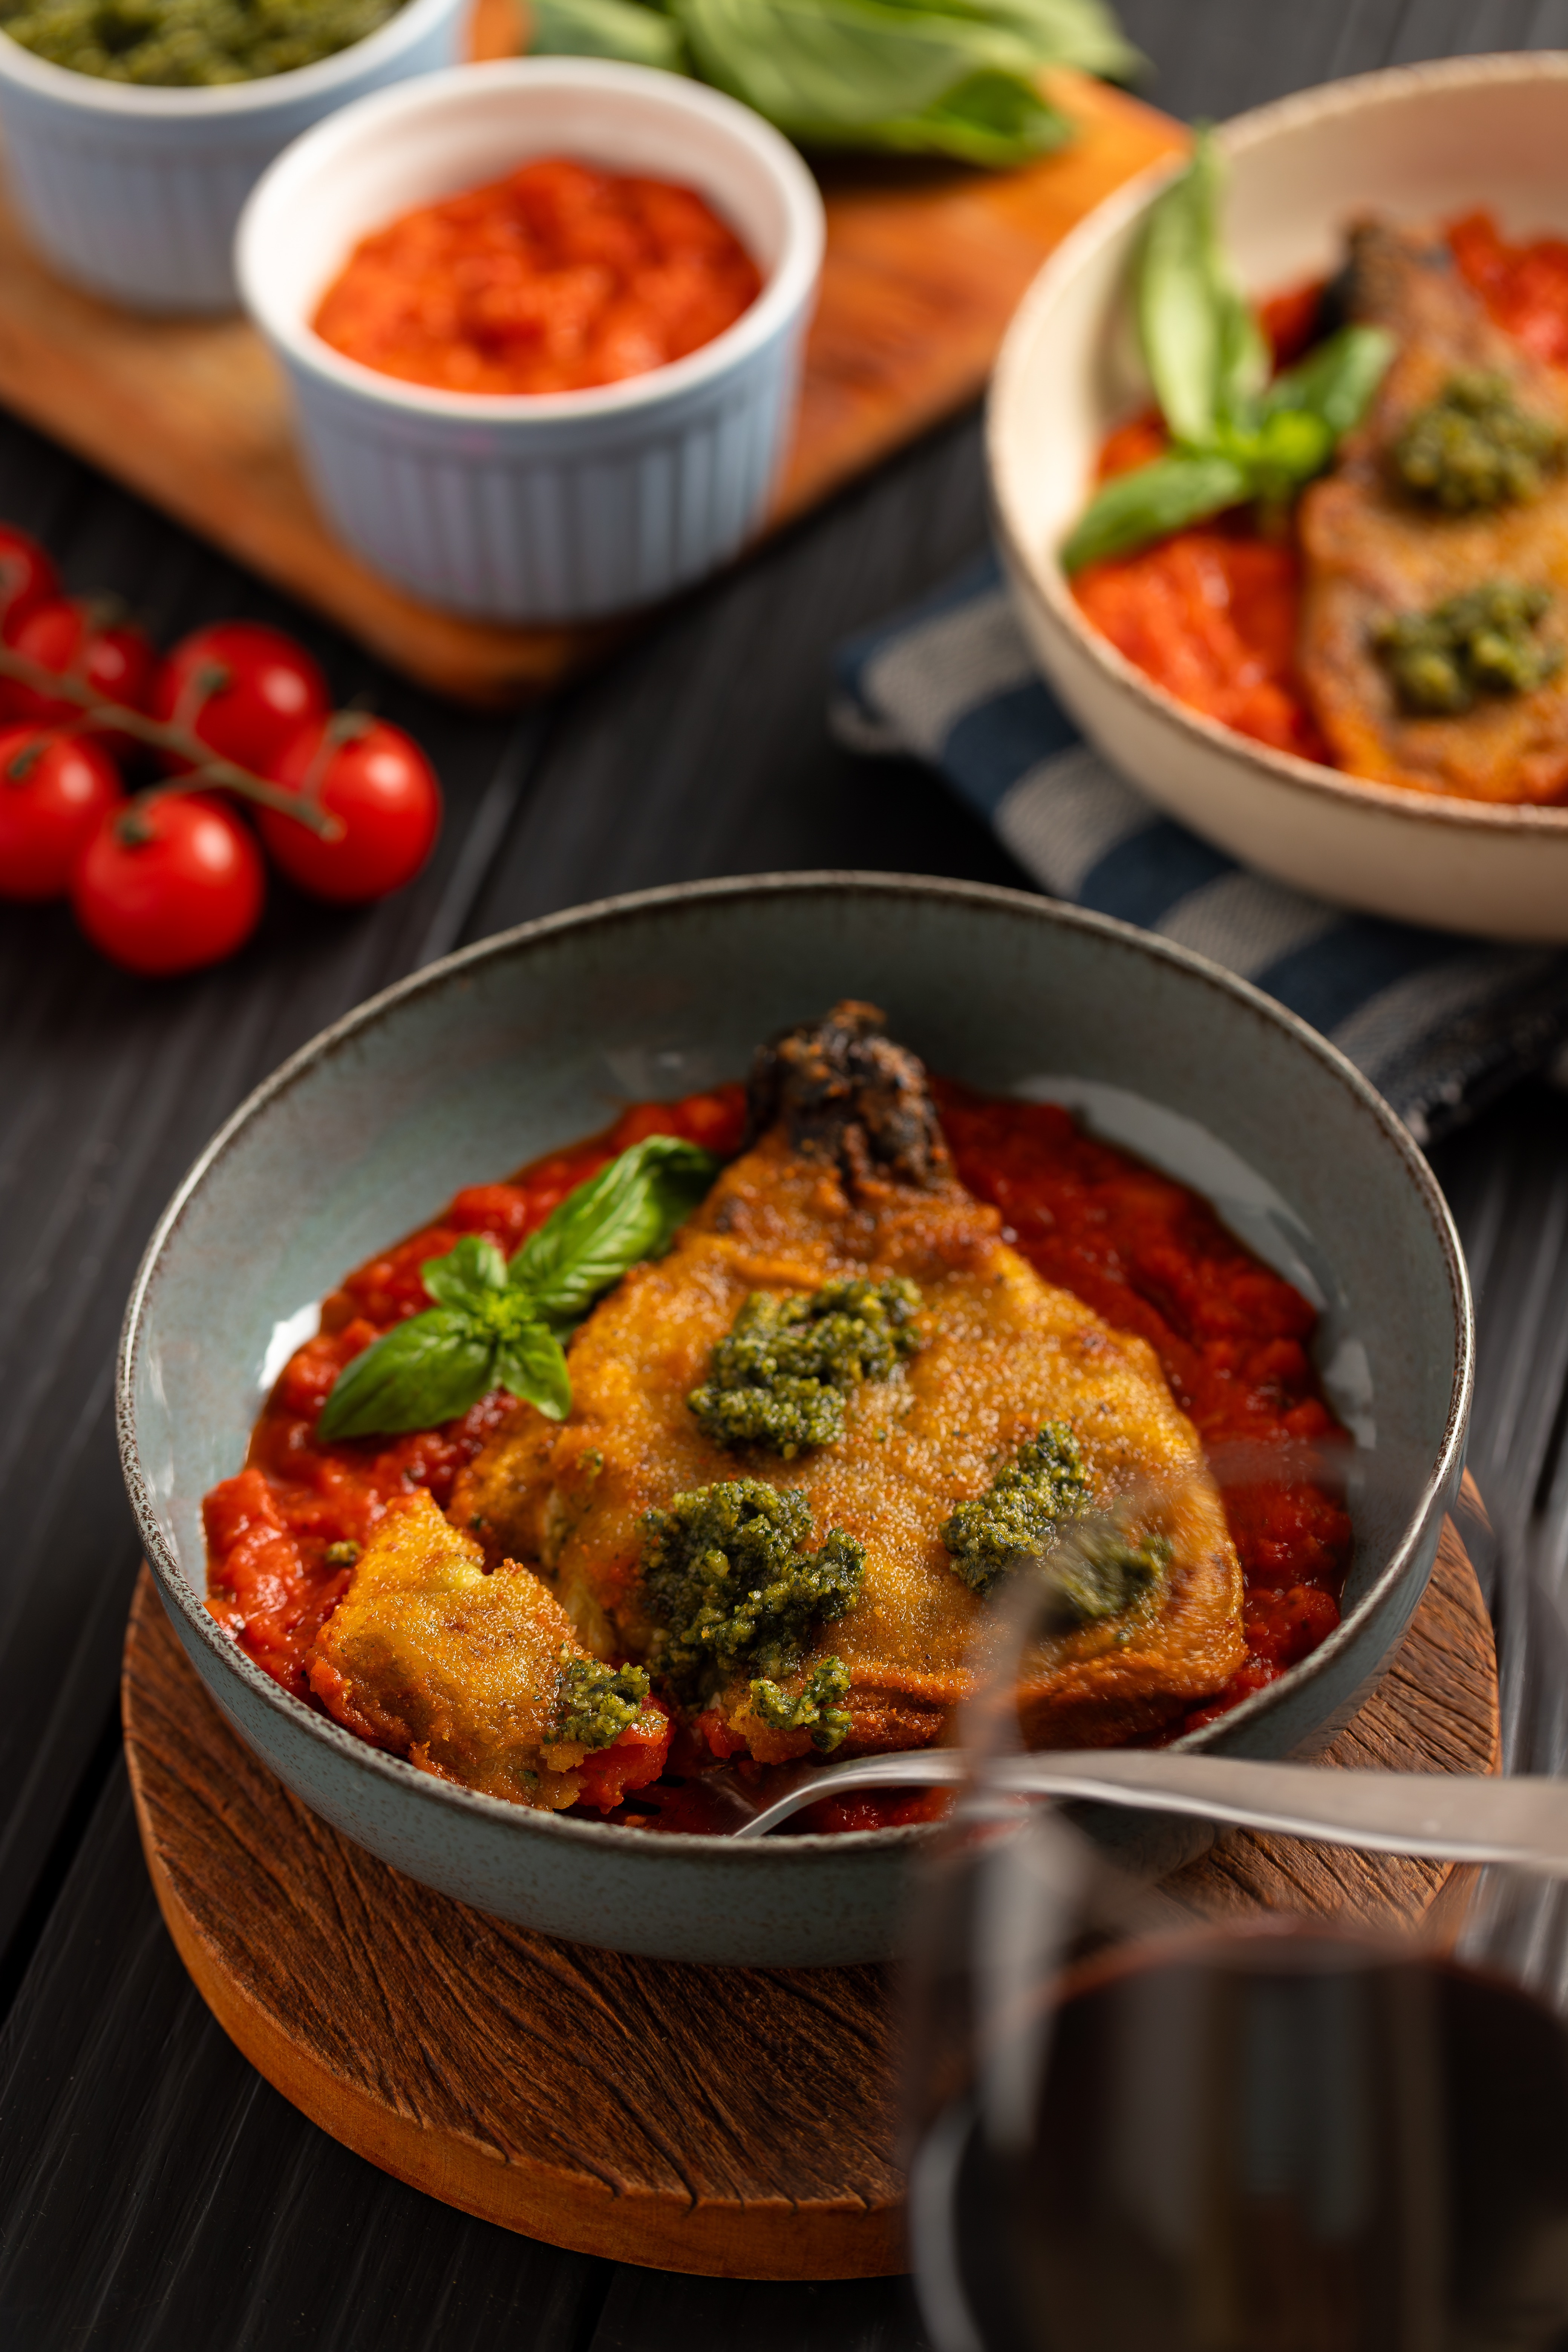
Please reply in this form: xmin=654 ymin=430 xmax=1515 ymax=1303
xmin=988 ymin=54 xmax=1568 ymax=944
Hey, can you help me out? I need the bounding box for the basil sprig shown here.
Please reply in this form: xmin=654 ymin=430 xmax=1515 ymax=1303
xmin=317 ymin=1136 xmax=719 ymax=1442
xmin=1061 ymin=130 xmax=1395 ymax=573
xmin=528 ymin=0 xmax=1141 ymax=170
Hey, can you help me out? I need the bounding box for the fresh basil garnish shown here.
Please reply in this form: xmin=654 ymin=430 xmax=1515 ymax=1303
xmin=511 ymin=1134 xmax=718 ymax=1329
xmin=1136 ymin=126 xmax=1266 ymax=452
xmin=1061 ymin=130 xmax=1395 ymax=573
xmin=317 ymin=1135 xmax=718 ymax=1442
xmin=528 ymin=0 xmax=1141 ymax=170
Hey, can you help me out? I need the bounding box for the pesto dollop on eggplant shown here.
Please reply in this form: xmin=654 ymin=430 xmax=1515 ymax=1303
xmin=941 ymin=1423 xmax=1092 ymax=1597
xmin=0 ymin=0 xmax=406 ymax=85
xmin=642 ymin=1479 xmax=864 ymax=1701
xmin=1372 ymin=582 xmax=1562 ymax=715
xmin=942 ymin=1423 xmax=1170 ymax=1625
xmin=1037 ymin=1525 xmax=1172 ymax=1631
xmin=687 ymin=1277 xmax=922 ymax=1458
xmin=553 ymin=1652 xmax=650 ymax=1751
xmin=750 ymin=1658 xmax=853 ymax=1753
xmin=1393 ymin=372 xmax=1566 ymax=513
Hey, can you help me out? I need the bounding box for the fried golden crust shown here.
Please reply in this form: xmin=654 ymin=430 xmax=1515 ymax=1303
xmin=1299 ymin=220 xmax=1568 ymax=802
xmin=452 ymin=1134 xmax=1245 ymax=1755
xmin=305 ymin=1489 xmax=593 ymax=1808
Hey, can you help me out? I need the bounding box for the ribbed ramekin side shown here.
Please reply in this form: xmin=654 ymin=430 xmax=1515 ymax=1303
xmin=0 ymin=0 xmax=468 ymax=314
xmin=277 ymin=309 xmax=810 ymax=621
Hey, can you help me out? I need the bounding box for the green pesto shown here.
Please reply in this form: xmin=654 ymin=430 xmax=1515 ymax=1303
xmin=553 ymin=1650 xmax=650 ymax=1751
xmin=687 ymin=1277 xmax=922 ymax=1458
xmin=0 ymin=0 xmax=405 ymax=83
xmin=1372 ymin=582 xmax=1562 ymax=716
xmin=1393 ymin=372 xmax=1565 ymax=513
xmin=1041 ymin=1526 xmax=1172 ymax=1630
xmin=940 ymin=1423 xmax=1092 ymax=1598
xmin=750 ymin=1658 xmax=853 ymax=1753
xmin=641 ymin=1479 xmax=864 ymax=1702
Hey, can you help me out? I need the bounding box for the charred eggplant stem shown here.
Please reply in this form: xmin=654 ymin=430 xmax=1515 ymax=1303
xmin=745 ymin=999 xmax=949 ymax=1190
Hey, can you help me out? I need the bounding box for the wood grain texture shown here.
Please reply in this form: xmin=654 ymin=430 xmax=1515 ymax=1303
xmin=121 ymin=1504 xmax=1496 ymax=2280
xmin=0 ymin=41 xmax=1182 ymax=706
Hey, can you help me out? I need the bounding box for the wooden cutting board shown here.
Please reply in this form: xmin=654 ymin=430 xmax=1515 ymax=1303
xmin=0 ymin=14 xmax=1184 ymax=705
xmin=122 ymin=1497 xmax=1499 ymax=2281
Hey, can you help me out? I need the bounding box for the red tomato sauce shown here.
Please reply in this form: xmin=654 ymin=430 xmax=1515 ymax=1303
xmin=1072 ymin=221 xmax=1568 ymax=763
xmin=1450 ymin=210 xmax=1568 ymax=367
xmin=204 ymin=1080 xmax=1349 ymax=1828
xmin=312 ymin=156 xmax=763 ymax=397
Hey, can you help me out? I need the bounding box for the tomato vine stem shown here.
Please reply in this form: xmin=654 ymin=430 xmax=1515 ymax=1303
xmin=0 ymin=639 xmax=338 ymax=836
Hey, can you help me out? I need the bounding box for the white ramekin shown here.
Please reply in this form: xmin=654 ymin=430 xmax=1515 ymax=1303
xmin=236 ymin=58 xmax=825 ymax=623
xmin=0 ymin=0 xmax=469 ymax=314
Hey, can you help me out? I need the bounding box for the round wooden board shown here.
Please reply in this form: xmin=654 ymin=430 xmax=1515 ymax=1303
xmin=122 ymin=1501 xmax=1499 ymax=2282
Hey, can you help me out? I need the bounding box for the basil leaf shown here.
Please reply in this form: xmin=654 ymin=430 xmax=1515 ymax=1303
xmin=528 ymin=0 xmax=688 ymax=67
xmin=856 ymin=65 xmax=1070 ymax=165
xmin=935 ymin=0 xmax=1142 ymax=81
xmin=318 ymin=1134 xmax=720 ymax=1443
xmin=1060 ymin=449 xmax=1251 ymax=572
xmin=674 ymin=0 xmax=1041 ymax=141
xmin=1261 ymin=322 xmax=1395 ymax=439
xmin=317 ymin=1310 xmax=498 ymax=1442
xmin=512 ymin=1135 xmax=719 ymax=1328
xmin=1138 ymin=130 xmax=1265 ymax=449
xmin=1220 ymin=407 xmax=1334 ymax=504
xmin=532 ymin=0 xmax=1137 ymax=165
xmin=496 ymin=1325 xmax=573 ymax=1423
xmin=420 ymin=1234 xmax=507 ymax=1312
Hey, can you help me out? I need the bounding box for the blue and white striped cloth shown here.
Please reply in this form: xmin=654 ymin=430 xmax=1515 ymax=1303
xmin=834 ymin=555 xmax=1568 ymax=1141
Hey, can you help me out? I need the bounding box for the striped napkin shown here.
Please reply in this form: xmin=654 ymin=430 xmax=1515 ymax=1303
xmin=834 ymin=555 xmax=1568 ymax=1141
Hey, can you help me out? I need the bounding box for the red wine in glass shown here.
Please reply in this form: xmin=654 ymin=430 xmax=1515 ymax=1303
xmin=910 ymin=1909 xmax=1568 ymax=2352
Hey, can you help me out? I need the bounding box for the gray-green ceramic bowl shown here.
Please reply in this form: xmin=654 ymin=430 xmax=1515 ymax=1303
xmin=117 ymin=874 xmax=1473 ymax=1965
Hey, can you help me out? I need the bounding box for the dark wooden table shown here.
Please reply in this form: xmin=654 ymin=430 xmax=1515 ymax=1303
xmin=5 ymin=4 xmax=1568 ymax=2344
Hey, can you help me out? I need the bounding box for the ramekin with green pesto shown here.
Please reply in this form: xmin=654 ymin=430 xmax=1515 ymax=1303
xmin=0 ymin=0 xmax=408 ymax=86
xmin=0 ymin=0 xmax=467 ymax=310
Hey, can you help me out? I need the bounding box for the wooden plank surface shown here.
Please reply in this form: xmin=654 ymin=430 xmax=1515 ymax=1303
xmin=121 ymin=1508 xmax=1496 ymax=2279
xmin=0 ymin=40 xmax=1182 ymax=706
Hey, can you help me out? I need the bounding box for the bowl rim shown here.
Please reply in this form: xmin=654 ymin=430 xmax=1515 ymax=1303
xmin=117 ymin=871 xmax=1475 ymax=1859
xmin=987 ymin=47 xmax=1568 ymax=841
xmin=0 ymin=0 xmax=463 ymax=118
xmin=235 ymin=55 xmax=826 ymax=428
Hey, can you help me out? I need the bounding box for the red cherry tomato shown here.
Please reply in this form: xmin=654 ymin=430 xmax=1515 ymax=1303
xmin=152 ymin=621 xmax=330 ymax=776
xmin=5 ymin=597 xmax=157 ymax=739
xmin=0 ymin=526 xmax=59 ymax=645
xmin=72 ymin=792 xmax=265 ymax=975
xmin=256 ymin=715 xmax=441 ymax=903
xmin=0 ymin=726 xmax=124 ymax=900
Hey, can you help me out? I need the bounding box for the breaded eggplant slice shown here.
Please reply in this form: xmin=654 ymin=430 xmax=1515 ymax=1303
xmin=1299 ymin=219 xmax=1568 ymax=801
xmin=306 ymin=1490 xmax=630 ymax=1808
xmin=452 ymin=1007 xmax=1245 ymax=1756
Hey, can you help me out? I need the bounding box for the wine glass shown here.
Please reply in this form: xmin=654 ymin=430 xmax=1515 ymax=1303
xmin=899 ymin=1505 xmax=1568 ymax=2352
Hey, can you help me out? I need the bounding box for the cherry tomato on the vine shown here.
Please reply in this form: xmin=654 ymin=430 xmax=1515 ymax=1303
xmin=257 ymin=714 xmax=441 ymax=903
xmin=0 ymin=526 xmax=59 ymax=645
xmin=5 ymin=597 xmax=157 ymax=740
xmin=0 ymin=726 xmax=124 ymax=900
xmin=72 ymin=792 xmax=265 ymax=975
xmin=152 ymin=621 xmax=330 ymax=776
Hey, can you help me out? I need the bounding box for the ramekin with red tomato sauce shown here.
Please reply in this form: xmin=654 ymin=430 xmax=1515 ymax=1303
xmin=238 ymin=57 xmax=824 ymax=623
